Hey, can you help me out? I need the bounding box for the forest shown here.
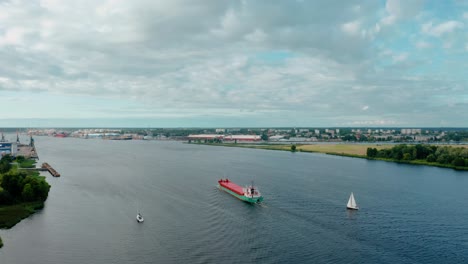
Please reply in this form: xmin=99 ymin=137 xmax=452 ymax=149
xmin=367 ymin=144 xmax=468 ymax=169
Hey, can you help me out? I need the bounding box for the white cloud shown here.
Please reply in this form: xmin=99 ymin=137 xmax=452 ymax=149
xmin=443 ymin=41 xmax=453 ymax=49
xmin=40 ymin=0 xmax=63 ymax=11
xmin=0 ymin=27 xmax=27 ymax=46
xmin=422 ymin=21 xmax=464 ymax=37
xmin=386 ymin=0 xmax=422 ymax=18
xmin=381 ymin=15 xmax=397 ymax=26
xmin=392 ymin=53 xmax=408 ymax=63
xmin=343 ymin=119 xmax=397 ymax=126
xmin=415 ymin=41 xmax=431 ymax=49
xmin=341 ymin=20 xmax=361 ymax=35
xmin=244 ymin=29 xmax=267 ymax=43
xmin=0 ymin=0 xmax=466 ymax=126
xmin=217 ymin=8 xmax=242 ymax=37
xmin=381 ymin=0 xmax=423 ymax=25
xmin=463 ymin=12 xmax=468 ymax=20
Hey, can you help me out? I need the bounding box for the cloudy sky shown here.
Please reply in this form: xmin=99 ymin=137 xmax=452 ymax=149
xmin=0 ymin=0 xmax=467 ymax=127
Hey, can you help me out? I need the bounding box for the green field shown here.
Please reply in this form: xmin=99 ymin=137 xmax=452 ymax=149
xmin=0 ymin=201 xmax=45 ymax=248
xmin=196 ymin=142 xmax=394 ymax=156
xmin=18 ymin=159 xmax=37 ymax=168
xmin=0 ymin=202 xmax=44 ymax=229
xmin=251 ymin=144 xmax=392 ymax=156
xmin=197 ymin=142 xmax=468 ymax=170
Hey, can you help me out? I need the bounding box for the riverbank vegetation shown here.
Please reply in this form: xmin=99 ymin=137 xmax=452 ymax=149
xmin=0 ymin=155 xmax=50 ymax=248
xmin=221 ymin=143 xmax=392 ymax=156
xmin=366 ymin=144 xmax=468 ymax=170
xmin=195 ymin=142 xmax=468 ymax=170
xmin=15 ymin=155 xmax=36 ymax=168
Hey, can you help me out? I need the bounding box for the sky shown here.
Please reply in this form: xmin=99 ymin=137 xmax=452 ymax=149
xmin=0 ymin=0 xmax=467 ymax=127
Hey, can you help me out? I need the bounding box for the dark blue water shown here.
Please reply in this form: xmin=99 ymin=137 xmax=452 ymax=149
xmin=1 ymin=137 xmax=467 ymax=263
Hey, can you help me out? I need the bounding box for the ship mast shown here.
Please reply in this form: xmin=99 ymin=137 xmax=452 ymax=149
xmin=251 ymin=180 xmax=254 ymax=198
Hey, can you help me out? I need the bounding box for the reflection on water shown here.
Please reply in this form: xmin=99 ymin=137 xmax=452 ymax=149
xmin=346 ymin=209 xmax=358 ymax=220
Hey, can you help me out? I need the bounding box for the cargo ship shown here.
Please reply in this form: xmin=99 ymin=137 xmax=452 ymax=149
xmin=54 ymin=132 xmax=67 ymax=138
xmin=218 ymin=179 xmax=263 ymax=203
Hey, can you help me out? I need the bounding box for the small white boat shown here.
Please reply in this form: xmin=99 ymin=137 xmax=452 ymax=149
xmin=136 ymin=213 xmax=144 ymax=223
xmin=346 ymin=192 xmax=359 ymax=210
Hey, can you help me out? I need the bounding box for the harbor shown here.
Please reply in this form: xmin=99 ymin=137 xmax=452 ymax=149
xmin=1 ymin=133 xmax=60 ymax=177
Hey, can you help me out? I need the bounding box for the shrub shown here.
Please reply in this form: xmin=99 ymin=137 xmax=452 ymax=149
xmin=452 ymin=158 xmax=465 ymax=167
xmin=291 ymin=145 xmax=297 ymax=152
xmin=426 ymin=154 xmax=436 ymax=162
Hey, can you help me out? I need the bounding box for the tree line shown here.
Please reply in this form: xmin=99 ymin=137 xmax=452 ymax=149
xmin=367 ymin=144 xmax=468 ymax=168
xmin=0 ymin=155 xmax=50 ymax=205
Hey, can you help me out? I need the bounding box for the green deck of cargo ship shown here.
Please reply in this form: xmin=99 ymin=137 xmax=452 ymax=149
xmin=218 ymin=185 xmax=263 ymax=203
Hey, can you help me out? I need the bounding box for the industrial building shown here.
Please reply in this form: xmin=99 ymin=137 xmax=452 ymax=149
xmin=187 ymin=134 xmax=261 ymax=142
xmin=0 ymin=142 xmax=18 ymax=156
xmin=223 ymin=135 xmax=261 ymax=142
xmin=187 ymin=134 xmax=224 ymax=140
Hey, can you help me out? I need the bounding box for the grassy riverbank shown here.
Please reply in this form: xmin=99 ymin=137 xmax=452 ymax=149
xmin=196 ymin=143 xmax=392 ymax=156
xmin=0 ymin=202 xmax=44 ymax=248
xmin=194 ymin=143 xmax=468 ymax=170
xmin=0 ymin=155 xmax=50 ymax=248
xmin=250 ymin=144 xmax=392 ymax=156
xmin=17 ymin=159 xmax=36 ymax=169
xmin=0 ymin=201 xmax=44 ymax=229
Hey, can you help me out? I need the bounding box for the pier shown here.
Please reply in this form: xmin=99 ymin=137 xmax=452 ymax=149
xmin=41 ymin=162 xmax=61 ymax=177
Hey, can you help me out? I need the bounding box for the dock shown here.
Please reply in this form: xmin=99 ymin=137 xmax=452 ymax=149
xmin=41 ymin=163 xmax=60 ymax=177
xmin=17 ymin=145 xmax=38 ymax=159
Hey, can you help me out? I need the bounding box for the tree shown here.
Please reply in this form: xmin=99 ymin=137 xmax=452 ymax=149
xmin=392 ymin=151 xmax=403 ymax=160
xmin=0 ymin=191 xmax=13 ymax=205
xmin=15 ymin=155 xmax=25 ymax=163
xmin=403 ymin=153 xmax=412 ymax=160
xmin=342 ymin=135 xmax=357 ymax=141
xmin=437 ymin=154 xmax=450 ymax=164
xmin=0 ymin=171 xmax=27 ymax=198
xmin=261 ymin=134 xmax=268 ymax=141
xmin=0 ymin=155 xmax=12 ymax=174
xmin=415 ymin=144 xmax=432 ymax=160
xmin=21 ymin=184 xmax=34 ymax=202
xmin=452 ymin=158 xmax=465 ymax=167
xmin=291 ymin=144 xmax=297 ymax=152
xmin=426 ymin=154 xmax=436 ymax=162
xmin=366 ymin=148 xmax=378 ymax=157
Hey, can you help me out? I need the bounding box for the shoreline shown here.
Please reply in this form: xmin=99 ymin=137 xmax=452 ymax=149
xmin=190 ymin=142 xmax=468 ymax=171
xmin=0 ymin=202 xmax=45 ymax=228
xmin=0 ymin=202 xmax=44 ymax=249
xmin=0 ymin=156 xmax=50 ymax=248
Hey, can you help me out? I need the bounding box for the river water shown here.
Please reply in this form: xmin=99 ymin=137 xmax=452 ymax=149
xmin=1 ymin=136 xmax=468 ymax=263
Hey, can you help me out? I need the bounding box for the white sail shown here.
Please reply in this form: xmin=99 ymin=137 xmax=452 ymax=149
xmin=136 ymin=198 xmax=144 ymax=223
xmin=347 ymin=192 xmax=358 ymax=209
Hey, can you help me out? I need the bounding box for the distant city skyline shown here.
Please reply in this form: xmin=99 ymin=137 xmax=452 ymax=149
xmin=1 ymin=1 xmax=467 ymax=127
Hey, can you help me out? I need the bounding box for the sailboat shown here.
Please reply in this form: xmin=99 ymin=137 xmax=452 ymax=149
xmin=346 ymin=192 xmax=359 ymax=210
xmin=136 ymin=212 xmax=144 ymax=223
xmin=136 ymin=200 xmax=144 ymax=223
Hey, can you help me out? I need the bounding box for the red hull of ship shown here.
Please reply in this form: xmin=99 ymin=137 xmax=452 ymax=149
xmin=218 ymin=179 xmax=244 ymax=195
